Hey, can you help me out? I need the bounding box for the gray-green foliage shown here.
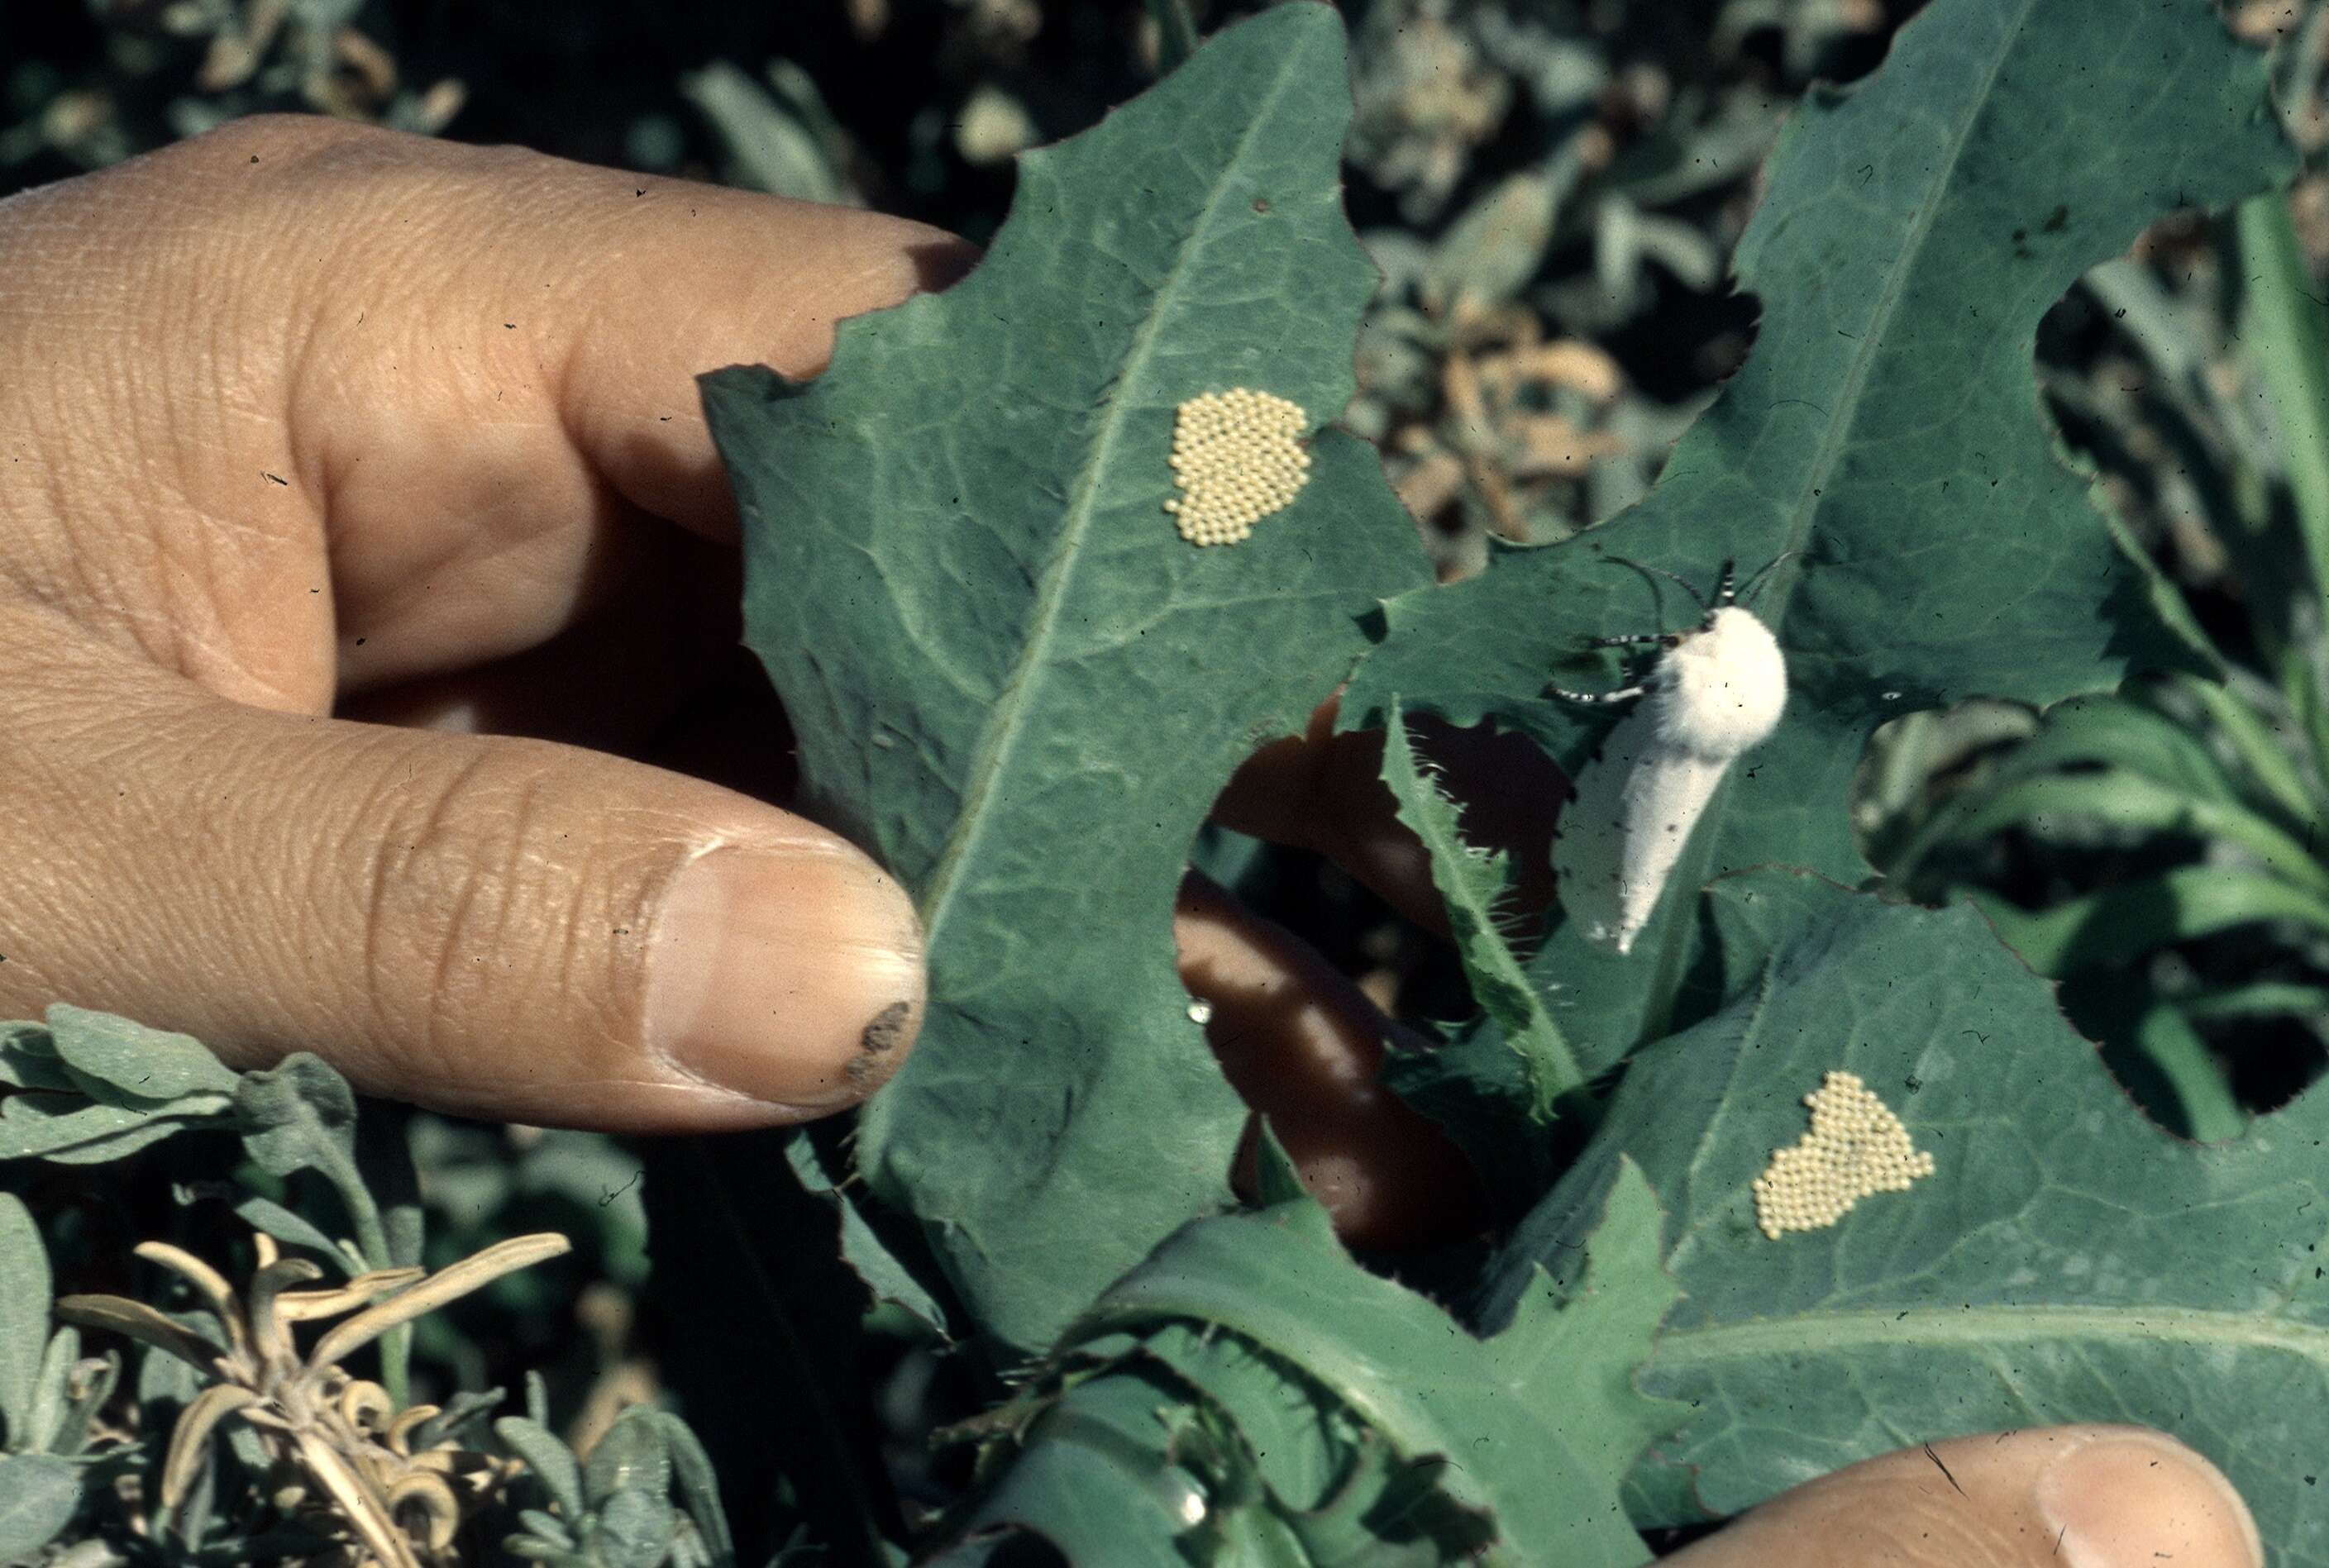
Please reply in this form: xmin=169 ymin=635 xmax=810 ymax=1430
xmin=0 ymin=1008 xmax=241 ymax=1165
xmin=0 ymin=1008 xmax=733 ymax=1567
xmin=500 ymin=1394 xmax=736 ymax=1568
xmin=0 ymin=0 xmax=2311 ymax=1561
xmin=0 ymin=1194 xmax=108 ymax=1561
xmin=704 ymin=2 xmax=1432 ymax=1358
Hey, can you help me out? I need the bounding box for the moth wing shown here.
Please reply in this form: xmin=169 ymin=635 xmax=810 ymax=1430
xmin=1552 ymin=702 xmax=1653 ymax=952
xmin=1554 ymin=699 xmax=1732 ymax=955
xmin=1610 ymin=746 xmax=1730 ymax=953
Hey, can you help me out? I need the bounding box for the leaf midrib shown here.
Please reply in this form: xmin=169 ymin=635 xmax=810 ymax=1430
xmin=911 ymin=56 xmax=1312 ymax=946
xmin=1652 ymin=1300 xmax=2329 ymax=1370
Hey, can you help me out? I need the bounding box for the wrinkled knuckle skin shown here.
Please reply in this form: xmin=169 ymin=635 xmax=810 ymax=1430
xmin=356 ymin=741 xmax=561 ymax=1088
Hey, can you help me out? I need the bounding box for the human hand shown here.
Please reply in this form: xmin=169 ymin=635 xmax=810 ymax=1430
xmin=0 ymin=115 xmax=1483 ymax=1189
xmin=1658 ymin=1425 xmax=2260 ymax=1568
xmin=0 ymin=114 xmax=971 ymax=1131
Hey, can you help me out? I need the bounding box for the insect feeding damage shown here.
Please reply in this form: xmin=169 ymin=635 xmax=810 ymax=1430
xmin=1163 ymin=388 xmax=1312 ymax=546
xmin=1550 ymin=560 xmax=1788 ymax=955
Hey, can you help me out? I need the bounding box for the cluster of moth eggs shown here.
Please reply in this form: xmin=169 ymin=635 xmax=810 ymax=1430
xmin=1752 ymin=1070 xmax=1936 ymax=1239
xmin=1162 ymin=388 xmax=1312 ymax=546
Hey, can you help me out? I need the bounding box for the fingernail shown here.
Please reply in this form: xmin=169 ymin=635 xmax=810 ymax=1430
xmin=2036 ymin=1428 xmax=2262 ymax=1568
xmin=643 ymin=841 xmax=924 ymax=1108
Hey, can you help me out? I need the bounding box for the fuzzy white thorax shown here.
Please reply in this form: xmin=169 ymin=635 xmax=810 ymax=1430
xmin=1554 ymin=603 xmax=1787 ymax=954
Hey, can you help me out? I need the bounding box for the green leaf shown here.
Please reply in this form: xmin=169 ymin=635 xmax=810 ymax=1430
xmin=783 ymin=1133 xmax=946 ymax=1337
xmin=1144 ymin=0 xmax=1198 ymax=74
xmin=516 ymin=1508 xmax=575 ymax=1549
xmin=646 ymin=1412 xmax=734 ymax=1568
xmin=409 ymin=1387 xmax=507 ymax=1452
xmin=1282 ymin=1434 xmax=1460 ymax=1567
xmin=496 ymin=1415 xmax=586 ymax=1523
xmin=1247 ymin=1119 xmax=1307 ymax=1210
xmin=594 ymin=1488 xmax=679 ymax=1568
xmin=2236 ymin=189 xmax=2329 ymax=612
xmin=944 ymin=1368 xmax=1217 ymax=1567
xmin=0 ymin=1194 xmax=47 ymax=1450
xmin=2160 ymin=672 xmax=2322 ymax=835
xmin=232 ymin=1053 xmax=359 ymax=1180
xmin=1133 ymin=1322 xmax=1343 ymax=1516
xmin=700 ymin=2 xmax=1429 ymax=1354
xmin=22 ymin=1327 xmax=74 ymax=1456
xmin=1997 ymin=693 xmax=2247 ymax=810
xmin=1376 ymin=1022 xmax=1559 ymax=1222
xmin=38 ymin=1335 xmax=115 ymax=1461
xmin=642 ymin=1136 xmax=900 ymax=1560
xmin=44 ymin=1003 xmax=240 ymax=1104
xmin=1965 ymin=866 xmax=2329 ymax=975
xmin=2096 ymin=991 xmax=2245 ymax=1146
xmin=1380 ymin=700 xmax=1585 ymax=1116
xmin=0 ymin=1095 xmax=225 ymax=1164
xmin=231 ymin=1194 xmax=356 ymax=1270
xmin=1922 ymin=770 xmax=2329 ymax=894
xmin=0 ymin=1452 xmax=79 ymax=1559
xmin=583 ymin=1405 xmax=672 ymax=1509
xmin=1043 ymin=1160 xmax=1676 ymax=1565
xmin=1339 ymin=0 xmax=2290 ymax=1018
xmin=1487 ymin=873 xmax=2329 ymax=1560
xmin=1486 ymin=1161 xmax=1682 ymax=1495
xmin=0 ymin=1029 xmax=78 ymax=1094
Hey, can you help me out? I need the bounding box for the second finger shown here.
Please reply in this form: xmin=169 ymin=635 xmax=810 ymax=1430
xmin=1174 ymin=869 xmax=1482 ymax=1251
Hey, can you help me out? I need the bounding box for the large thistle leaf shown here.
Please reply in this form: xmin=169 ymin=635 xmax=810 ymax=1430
xmin=702 ymin=3 xmax=1430 ymax=1354
xmin=1482 ymin=872 xmax=2329 ymax=1560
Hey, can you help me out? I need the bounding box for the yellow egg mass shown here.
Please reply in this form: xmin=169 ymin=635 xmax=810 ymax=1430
xmin=1164 ymin=388 xmax=1312 ymax=546
xmin=1751 ymin=1070 xmax=1935 ymax=1239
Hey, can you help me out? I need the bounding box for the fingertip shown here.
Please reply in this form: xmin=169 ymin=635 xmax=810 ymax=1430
xmin=1668 ymin=1426 xmax=2260 ymax=1568
xmin=642 ymin=839 xmax=926 ymax=1114
xmin=2037 ymin=1427 xmax=2261 ymax=1568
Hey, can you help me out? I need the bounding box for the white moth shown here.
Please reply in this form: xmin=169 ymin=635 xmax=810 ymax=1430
xmin=1550 ymin=560 xmax=1788 ymax=955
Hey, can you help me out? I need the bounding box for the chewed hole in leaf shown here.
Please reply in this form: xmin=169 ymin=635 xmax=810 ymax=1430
xmin=1163 ymin=388 xmax=1313 ymax=546
xmin=1751 ymin=1070 xmax=1935 ymax=1239
xmin=1179 ymin=714 xmax=1580 ymax=1247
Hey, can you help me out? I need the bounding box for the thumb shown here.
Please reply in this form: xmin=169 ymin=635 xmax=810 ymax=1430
xmin=1670 ymin=1426 xmax=2260 ymax=1568
xmin=0 ymin=632 xmax=923 ymax=1132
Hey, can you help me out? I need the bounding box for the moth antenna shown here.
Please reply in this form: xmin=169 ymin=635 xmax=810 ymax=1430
xmin=1590 ymin=631 xmax=1681 ymax=649
xmin=1598 ymin=555 xmax=1711 ymax=613
xmin=1548 ymin=681 xmax=1650 ymax=706
xmin=1708 ymin=559 xmax=1738 ymax=609
xmin=1736 ymin=550 xmax=1805 ymax=607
